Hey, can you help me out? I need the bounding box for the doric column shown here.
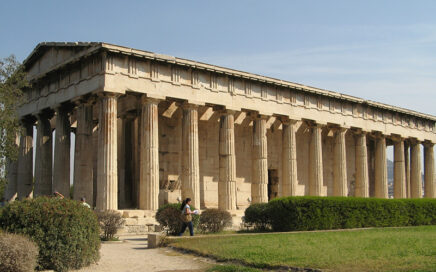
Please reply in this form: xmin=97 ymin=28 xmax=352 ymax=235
xmin=333 ymin=127 xmax=347 ymax=196
xmin=404 ymin=141 xmax=411 ymax=198
xmin=410 ymin=139 xmax=423 ymax=198
xmin=424 ymin=142 xmax=435 ymax=198
xmin=393 ymin=137 xmax=406 ymax=198
xmin=34 ymin=112 xmax=53 ymax=197
xmin=4 ymin=134 xmax=19 ymax=202
xmin=96 ymin=94 xmax=118 ymax=210
xmin=355 ymin=130 xmax=369 ymax=197
xmin=374 ymin=133 xmax=388 ymax=198
xmin=73 ymin=101 xmax=94 ymax=204
xmin=219 ymin=110 xmax=237 ymax=210
xmin=17 ymin=119 xmax=34 ymax=199
xmin=309 ymin=123 xmax=323 ymax=196
xmin=181 ymin=103 xmax=201 ymax=209
xmin=281 ymin=118 xmax=298 ymax=196
xmin=252 ymin=115 xmax=268 ymax=203
xmin=53 ymin=106 xmax=71 ymax=198
xmin=139 ymin=96 xmax=160 ymax=210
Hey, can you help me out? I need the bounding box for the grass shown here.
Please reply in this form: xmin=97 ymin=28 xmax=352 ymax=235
xmin=170 ymin=226 xmax=436 ymax=272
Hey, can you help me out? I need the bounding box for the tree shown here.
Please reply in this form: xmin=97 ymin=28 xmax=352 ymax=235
xmin=0 ymin=55 xmax=27 ymax=199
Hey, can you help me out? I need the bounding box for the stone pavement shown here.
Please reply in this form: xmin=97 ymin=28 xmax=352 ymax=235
xmin=73 ymin=235 xmax=211 ymax=272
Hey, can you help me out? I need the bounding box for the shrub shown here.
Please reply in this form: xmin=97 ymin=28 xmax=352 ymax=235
xmin=251 ymin=196 xmax=436 ymax=232
xmin=0 ymin=197 xmax=100 ymax=272
xmin=155 ymin=203 xmax=200 ymax=235
xmin=198 ymin=209 xmax=232 ymax=233
xmin=95 ymin=210 xmax=125 ymax=240
xmin=243 ymin=203 xmax=271 ymax=230
xmin=0 ymin=232 xmax=38 ymax=272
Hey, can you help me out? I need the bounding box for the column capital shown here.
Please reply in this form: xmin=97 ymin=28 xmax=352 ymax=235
xmin=390 ymin=134 xmax=405 ymax=143
xmin=306 ymin=120 xmax=325 ymax=129
xmin=279 ymin=116 xmax=299 ymax=125
xmin=218 ymin=109 xmax=237 ymax=116
xmin=72 ymin=95 xmax=97 ymax=107
xmin=20 ymin=115 xmax=36 ymax=126
xmin=353 ymin=128 xmax=368 ymax=135
xmin=37 ymin=109 xmax=54 ymax=120
xmin=409 ymin=137 xmax=421 ymax=145
xmin=97 ymin=91 xmax=121 ymax=99
xmin=140 ymin=95 xmax=161 ymax=105
xmin=181 ymin=102 xmax=199 ymax=110
xmin=423 ymin=140 xmax=434 ymax=148
xmin=372 ymin=131 xmax=386 ymax=139
xmin=330 ymin=126 xmax=348 ymax=134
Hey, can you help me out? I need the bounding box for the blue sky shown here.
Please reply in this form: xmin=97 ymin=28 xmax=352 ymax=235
xmin=1 ymin=0 xmax=435 ymax=116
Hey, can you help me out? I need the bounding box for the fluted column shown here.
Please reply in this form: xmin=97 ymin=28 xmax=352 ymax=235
xmin=96 ymin=94 xmax=118 ymax=210
xmin=252 ymin=115 xmax=268 ymax=203
xmin=424 ymin=142 xmax=435 ymax=198
xmin=281 ymin=119 xmax=298 ymax=196
xmin=309 ymin=123 xmax=323 ymax=196
xmin=374 ymin=134 xmax=388 ymax=198
xmin=53 ymin=106 xmax=71 ymax=198
xmin=74 ymin=102 xmax=94 ymax=203
xmin=393 ymin=138 xmax=406 ymax=198
xmin=139 ymin=96 xmax=160 ymax=210
xmin=355 ymin=131 xmax=369 ymax=197
xmin=333 ymin=127 xmax=347 ymax=196
xmin=404 ymin=142 xmax=411 ymax=198
xmin=219 ymin=110 xmax=237 ymax=210
xmin=34 ymin=112 xmax=53 ymax=197
xmin=17 ymin=119 xmax=34 ymax=199
xmin=181 ymin=103 xmax=201 ymax=209
xmin=410 ymin=140 xmax=423 ymax=198
xmin=4 ymin=134 xmax=19 ymax=202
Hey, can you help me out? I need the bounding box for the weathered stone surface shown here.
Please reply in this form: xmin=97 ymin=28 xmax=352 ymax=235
xmin=252 ymin=115 xmax=268 ymax=203
xmin=34 ymin=113 xmax=53 ymax=197
xmin=355 ymin=131 xmax=369 ymax=197
xmin=374 ymin=134 xmax=388 ymax=198
xmin=53 ymin=106 xmax=71 ymax=198
xmin=11 ymin=42 xmax=436 ymax=215
xmin=139 ymin=96 xmax=160 ymax=210
xmin=309 ymin=124 xmax=323 ymax=196
xmin=96 ymin=94 xmax=118 ymax=210
xmin=219 ymin=110 xmax=237 ymax=210
xmin=393 ymin=138 xmax=406 ymax=198
xmin=410 ymin=140 xmax=423 ymax=198
xmin=181 ymin=103 xmax=200 ymax=209
xmin=73 ymin=102 xmax=94 ymax=204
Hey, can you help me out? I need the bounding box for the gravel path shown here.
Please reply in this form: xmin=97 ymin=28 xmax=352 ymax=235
xmin=74 ymin=235 xmax=211 ymax=272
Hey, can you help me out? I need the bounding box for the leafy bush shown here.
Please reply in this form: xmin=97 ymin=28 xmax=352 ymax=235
xmin=0 ymin=197 xmax=100 ymax=272
xmin=244 ymin=197 xmax=436 ymax=232
xmin=198 ymin=209 xmax=232 ymax=233
xmin=243 ymin=203 xmax=271 ymax=230
xmin=95 ymin=210 xmax=125 ymax=240
xmin=155 ymin=203 xmax=200 ymax=235
xmin=0 ymin=232 xmax=38 ymax=272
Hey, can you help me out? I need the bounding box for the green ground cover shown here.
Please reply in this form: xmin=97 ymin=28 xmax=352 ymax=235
xmin=171 ymin=226 xmax=436 ymax=272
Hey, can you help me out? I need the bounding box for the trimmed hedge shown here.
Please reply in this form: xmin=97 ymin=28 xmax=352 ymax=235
xmin=198 ymin=209 xmax=232 ymax=233
xmin=244 ymin=197 xmax=436 ymax=232
xmin=155 ymin=203 xmax=200 ymax=235
xmin=0 ymin=197 xmax=100 ymax=272
xmin=0 ymin=232 xmax=38 ymax=272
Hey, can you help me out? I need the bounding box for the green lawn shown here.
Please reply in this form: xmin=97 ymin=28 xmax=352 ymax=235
xmin=170 ymin=226 xmax=436 ymax=272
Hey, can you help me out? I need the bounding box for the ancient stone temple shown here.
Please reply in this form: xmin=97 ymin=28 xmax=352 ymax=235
xmin=4 ymin=42 xmax=436 ymax=216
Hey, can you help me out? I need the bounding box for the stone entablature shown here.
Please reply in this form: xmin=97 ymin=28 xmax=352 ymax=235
xmin=20 ymin=42 xmax=436 ymax=142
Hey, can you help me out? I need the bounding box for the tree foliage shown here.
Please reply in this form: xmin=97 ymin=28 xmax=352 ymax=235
xmin=0 ymin=55 xmax=27 ymax=199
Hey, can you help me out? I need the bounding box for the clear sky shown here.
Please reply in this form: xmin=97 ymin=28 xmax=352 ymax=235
xmin=1 ymin=0 xmax=435 ymax=116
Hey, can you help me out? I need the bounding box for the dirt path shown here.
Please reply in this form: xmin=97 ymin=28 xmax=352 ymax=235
xmin=74 ymin=235 xmax=211 ymax=272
